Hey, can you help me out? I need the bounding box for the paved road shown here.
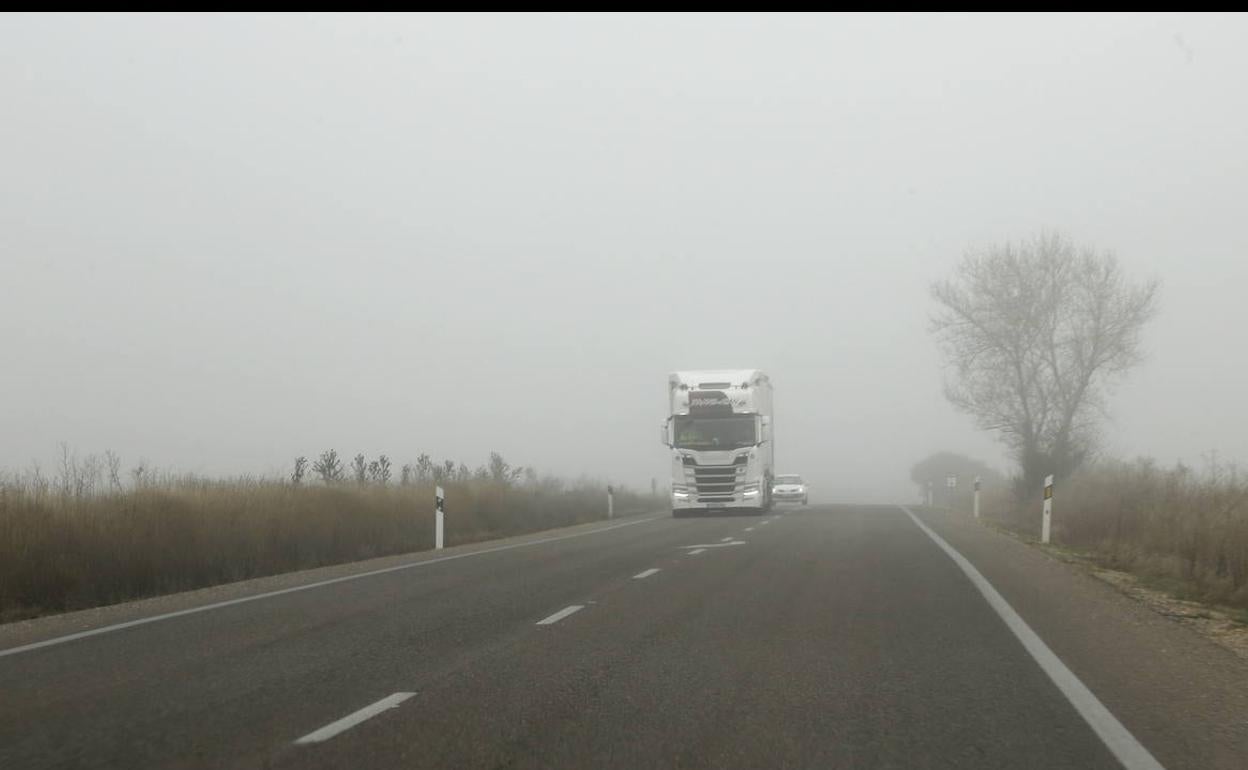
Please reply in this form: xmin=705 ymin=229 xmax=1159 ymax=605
xmin=2 ymin=504 xmax=1245 ymax=769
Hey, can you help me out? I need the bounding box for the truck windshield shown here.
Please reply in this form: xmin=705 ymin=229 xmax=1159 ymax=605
xmin=673 ymin=415 xmax=757 ymax=450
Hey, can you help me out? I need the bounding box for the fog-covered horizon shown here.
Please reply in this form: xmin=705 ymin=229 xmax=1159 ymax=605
xmin=5 ymin=13 xmax=1247 ymax=502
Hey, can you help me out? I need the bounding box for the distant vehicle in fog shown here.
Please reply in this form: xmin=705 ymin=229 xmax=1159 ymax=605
xmin=772 ymin=474 xmax=809 ymax=505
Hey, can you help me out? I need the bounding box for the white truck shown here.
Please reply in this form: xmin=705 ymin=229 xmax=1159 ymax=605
xmin=660 ymin=370 xmax=775 ymax=517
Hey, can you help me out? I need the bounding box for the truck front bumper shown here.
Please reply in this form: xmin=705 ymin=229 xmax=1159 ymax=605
xmin=671 ymin=491 xmax=764 ymax=511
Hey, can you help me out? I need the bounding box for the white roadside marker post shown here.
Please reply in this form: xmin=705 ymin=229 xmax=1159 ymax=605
xmin=607 ymin=484 xmax=614 ymax=520
xmin=973 ymin=475 xmax=981 ymax=519
xmin=1041 ymin=474 xmax=1054 ymax=544
xmin=435 ymin=485 xmax=445 ymax=550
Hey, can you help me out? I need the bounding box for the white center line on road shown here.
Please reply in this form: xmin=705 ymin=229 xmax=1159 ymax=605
xmin=0 ymin=515 xmax=662 ymax=659
xmin=295 ymin=692 xmax=416 ymax=745
xmin=536 ymin=605 xmax=585 ymax=625
xmin=687 ymin=548 xmax=706 ymax=556
xmin=900 ymin=506 xmax=1166 ymax=770
xmin=633 ymin=568 xmax=661 ymax=580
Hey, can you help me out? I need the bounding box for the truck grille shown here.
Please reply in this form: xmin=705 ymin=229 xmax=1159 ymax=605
xmin=692 ymin=464 xmax=740 ymax=502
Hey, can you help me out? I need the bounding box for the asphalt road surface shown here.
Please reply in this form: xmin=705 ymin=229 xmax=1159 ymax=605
xmin=3 ymin=504 xmax=1247 ymax=769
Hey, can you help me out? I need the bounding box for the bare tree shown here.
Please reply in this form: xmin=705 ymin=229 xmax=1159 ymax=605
xmin=416 ymin=454 xmax=434 ymax=483
xmin=485 ymin=451 xmax=526 ymax=484
xmin=80 ymin=454 xmax=103 ymax=497
xmin=105 ymin=450 xmax=123 ymax=492
xmin=488 ymin=451 xmax=509 ymax=483
xmin=352 ymin=454 xmax=368 ymax=486
xmin=930 ymin=229 xmax=1159 ymax=495
xmin=29 ymin=461 xmax=50 ymax=498
xmin=58 ymin=442 xmax=75 ymax=498
xmin=366 ymin=456 xmax=392 ymax=486
xmin=312 ymin=450 xmax=344 ymax=484
xmin=291 ymin=456 xmax=308 ymax=486
xmin=59 ymin=443 xmax=99 ymax=498
xmin=434 ymin=459 xmax=456 ymax=483
xmin=131 ymin=460 xmax=151 ymax=489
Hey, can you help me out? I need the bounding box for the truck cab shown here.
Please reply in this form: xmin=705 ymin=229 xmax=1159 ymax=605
xmin=661 ymin=370 xmax=774 ymax=517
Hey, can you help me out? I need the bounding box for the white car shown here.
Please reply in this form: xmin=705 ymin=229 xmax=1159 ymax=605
xmin=771 ymin=474 xmax=809 ymax=505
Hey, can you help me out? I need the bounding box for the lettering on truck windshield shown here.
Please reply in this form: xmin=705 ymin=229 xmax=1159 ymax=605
xmin=690 ymin=396 xmax=725 ymax=407
xmin=687 ymin=390 xmax=732 ymax=416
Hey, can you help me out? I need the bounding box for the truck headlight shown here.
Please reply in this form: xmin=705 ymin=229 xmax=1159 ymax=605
xmin=743 ymin=483 xmax=759 ymax=496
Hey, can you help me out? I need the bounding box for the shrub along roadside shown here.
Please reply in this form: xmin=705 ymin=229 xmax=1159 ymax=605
xmin=979 ymin=457 xmax=1248 ymax=612
xmin=1 ymin=454 xmax=655 ymax=623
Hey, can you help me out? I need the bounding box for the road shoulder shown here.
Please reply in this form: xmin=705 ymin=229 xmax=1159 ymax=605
xmin=910 ymin=506 xmax=1248 ymax=770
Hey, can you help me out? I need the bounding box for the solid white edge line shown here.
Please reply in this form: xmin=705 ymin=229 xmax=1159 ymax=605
xmin=687 ymin=548 xmax=706 ymax=556
xmin=900 ymin=506 xmax=1166 ymax=770
xmin=1 ymin=516 xmax=662 ymax=659
xmin=536 ymin=605 xmax=585 ymax=625
xmin=633 ymin=568 xmax=661 ymax=580
xmin=294 ymin=692 xmax=416 ymax=745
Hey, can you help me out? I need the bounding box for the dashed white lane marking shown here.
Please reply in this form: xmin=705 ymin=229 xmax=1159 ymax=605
xmin=721 ymin=537 xmax=734 ymax=542
xmin=295 ymin=692 xmax=416 ymax=745
xmin=900 ymin=506 xmax=1165 ymax=770
xmin=536 ymin=605 xmax=585 ymax=625
xmin=633 ymin=568 xmax=661 ymax=580
xmin=744 ymin=527 xmax=755 ymax=532
xmin=0 ymin=515 xmax=662 ymax=659
xmin=687 ymin=549 xmax=706 ymax=556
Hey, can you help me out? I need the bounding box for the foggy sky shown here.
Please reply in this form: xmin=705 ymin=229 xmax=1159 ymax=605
xmin=4 ymin=13 xmax=1247 ymax=502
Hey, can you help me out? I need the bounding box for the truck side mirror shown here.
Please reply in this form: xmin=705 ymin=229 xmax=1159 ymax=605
xmin=660 ymin=422 xmax=670 ymax=447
